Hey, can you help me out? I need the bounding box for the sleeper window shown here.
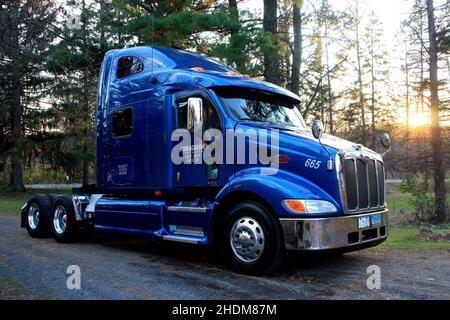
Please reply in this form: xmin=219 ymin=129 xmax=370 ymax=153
xmin=116 ymin=56 xmax=144 ymax=79
xmin=112 ymin=108 xmax=133 ymax=137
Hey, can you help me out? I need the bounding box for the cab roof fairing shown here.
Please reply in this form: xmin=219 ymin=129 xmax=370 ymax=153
xmin=106 ymin=46 xmax=301 ymax=104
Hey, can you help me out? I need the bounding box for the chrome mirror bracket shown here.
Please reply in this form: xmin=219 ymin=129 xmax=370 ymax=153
xmin=312 ymin=119 xmax=333 ymax=171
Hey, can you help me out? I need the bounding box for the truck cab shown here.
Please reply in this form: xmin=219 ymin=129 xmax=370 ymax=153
xmin=21 ymin=47 xmax=390 ymax=274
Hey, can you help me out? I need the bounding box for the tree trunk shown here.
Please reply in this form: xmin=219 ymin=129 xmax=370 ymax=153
xmin=229 ymin=0 xmax=238 ymax=20
xmin=290 ymin=0 xmax=302 ymax=95
xmin=404 ymin=38 xmax=410 ymax=128
xmin=404 ymin=36 xmax=411 ymax=162
xmin=82 ymin=75 xmax=89 ymax=187
xmin=263 ymin=0 xmax=280 ymax=85
xmin=325 ymin=21 xmax=333 ymax=134
xmin=426 ymin=0 xmax=448 ymax=223
xmin=370 ymin=22 xmax=376 ymax=149
xmin=10 ymin=1 xmax=25 ymax=192
xmin=355 ymin=1 xmax=366 ymax=146
xmin=82 ymin=0 xmax=90 ymax=187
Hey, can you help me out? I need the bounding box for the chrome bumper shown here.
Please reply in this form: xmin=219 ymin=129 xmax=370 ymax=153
xmin=280 ymin=209 xmax=388 ymax=251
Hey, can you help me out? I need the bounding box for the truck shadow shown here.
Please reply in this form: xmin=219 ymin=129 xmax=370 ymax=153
xmin=81 ymin=232 xmax=362 ymax=277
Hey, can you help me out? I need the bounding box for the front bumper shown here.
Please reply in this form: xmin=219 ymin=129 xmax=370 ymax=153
xmin=280 ymin=209 xmax=388 ymax=251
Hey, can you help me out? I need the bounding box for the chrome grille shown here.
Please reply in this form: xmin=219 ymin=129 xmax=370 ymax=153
xmin=341 ymin=156 xmax=385 ymax=213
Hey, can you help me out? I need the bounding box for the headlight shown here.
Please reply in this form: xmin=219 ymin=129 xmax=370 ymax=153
xmin=282 ymin=199 xmax=337 ymax=214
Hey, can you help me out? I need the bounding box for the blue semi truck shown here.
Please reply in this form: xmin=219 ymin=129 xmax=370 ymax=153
xmin=21 ymin=46 xmax=391 ymax=274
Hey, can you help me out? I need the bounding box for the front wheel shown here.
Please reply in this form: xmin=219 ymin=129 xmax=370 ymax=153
xmin=51 ymin=196 xmax=77 ymax=243
xmin=222 ymin=201 xmax=285 ymax=274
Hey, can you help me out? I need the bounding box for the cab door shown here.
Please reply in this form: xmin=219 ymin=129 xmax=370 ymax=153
xmin=171 ymin=91 xmax=225 ymax=188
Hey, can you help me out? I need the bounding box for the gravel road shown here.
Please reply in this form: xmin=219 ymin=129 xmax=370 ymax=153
xmin=1 ymin=214 xmax=449 ymax=300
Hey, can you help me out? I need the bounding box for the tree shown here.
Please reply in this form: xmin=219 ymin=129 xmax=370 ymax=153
xmin=426 ymin=0 xmax=448 ymax=223
xmin=47 ymin=0 xmax=113 ymax=186
xmin=263 ymin=0 xmax=280 ymax=85
xmin=290 ymin=0 xmax=303 ymax=95
xmin=313 ymin=0 xmax=343 ymax=134
xmin=364 ymin=11 xmax=390 ymax=149
xmin=0 ymin=0 xmax=57 ymax=191
xmin=354 ymin=0 xmax=366 ymax=146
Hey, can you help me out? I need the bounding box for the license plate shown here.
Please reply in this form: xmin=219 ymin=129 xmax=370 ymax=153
xmin=358 ymin=216 xmax=371 ymax=229
xmin=371 ymin=214 xmax=381 ymax=225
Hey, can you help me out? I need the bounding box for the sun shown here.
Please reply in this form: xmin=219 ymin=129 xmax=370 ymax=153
xmin=409 ymin=112 xmax=429 ymax=127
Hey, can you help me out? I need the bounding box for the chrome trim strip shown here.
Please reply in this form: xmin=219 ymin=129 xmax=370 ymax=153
xmin=162 ymin=235 xmax=199 ymax=244
xmin=339 ymin=152 xmax=386 ymax=215
xmin=375 ymin=159 xmax=380 ymax=207
xmin=167 ymin=206 xmax=208 ymax=213
xmin=354 ymin=159 xmax=360 ymax=210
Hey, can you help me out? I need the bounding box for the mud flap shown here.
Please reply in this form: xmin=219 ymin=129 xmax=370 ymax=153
xmin=20 ymin=204 xmax=27 ymax=228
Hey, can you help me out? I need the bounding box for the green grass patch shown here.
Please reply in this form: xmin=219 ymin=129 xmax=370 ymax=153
xmin=0 ymin=188 xmax=70 ymax=216
xmin=378 ymin=226 xmax=450 ymax=250
xmin=386 ymin=191 xmax=415 ymax=212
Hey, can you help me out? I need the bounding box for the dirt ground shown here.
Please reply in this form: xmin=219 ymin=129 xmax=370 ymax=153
xmin=1 ymin=214 xmax=449 ymax=300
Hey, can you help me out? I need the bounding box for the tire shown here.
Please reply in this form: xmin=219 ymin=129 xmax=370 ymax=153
xmin=24 ymin=195 xmax=52 ymax=238
xmin=221 ymin=201 xmax=285 ymax=274
xmin=50 ymin=196 xmax=77 ymax=243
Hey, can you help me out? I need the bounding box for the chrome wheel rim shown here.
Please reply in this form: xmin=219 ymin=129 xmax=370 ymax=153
xmin=27 ymin=203 xmax=39 ymax=230
xmin=53 ymin=205 xmax=67 ymax=235
xmin=230 ymin=216 xmax=265 ymax=263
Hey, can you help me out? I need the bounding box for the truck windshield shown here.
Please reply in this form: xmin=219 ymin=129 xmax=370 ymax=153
xmin=214 ymin=87 xmax=306 ymax=129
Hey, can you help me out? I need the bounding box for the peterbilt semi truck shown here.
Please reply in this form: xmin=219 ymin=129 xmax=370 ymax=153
xmin=21 ymin=46 xmax=391 ymax=274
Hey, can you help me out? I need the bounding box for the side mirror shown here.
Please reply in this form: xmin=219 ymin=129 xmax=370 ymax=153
xmin=381 ymin=132 xmax=391 ymax=148
xmin=311 ymin=119 xmax=333 ymax=171
xmin=187 ymin=97 xmax=203 ymax=131
xmin=380 ymin=132 xmax=392 ymax=157
xmin=312 ymin=119 xmax=324 ymax=139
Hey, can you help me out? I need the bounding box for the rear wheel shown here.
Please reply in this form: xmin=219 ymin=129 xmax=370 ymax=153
xmin=25 ymin=195 xmax=51 ymax=238
xmin=51 ymin=196 xmax=77 ymax=243
xmin=222 ymin=201 xmax=285 ymax=274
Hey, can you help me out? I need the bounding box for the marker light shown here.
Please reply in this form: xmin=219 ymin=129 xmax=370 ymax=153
xmin=191 ymin=67 xmax=205 ymax=72
xmin=282 ymin=199 xmax=337 ymax=214
xmin=277 ymin=155 xmax=290 ymax=163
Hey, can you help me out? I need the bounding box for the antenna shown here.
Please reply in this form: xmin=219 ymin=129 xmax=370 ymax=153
xmin=150 ymin=13 xmax=156 ymax=84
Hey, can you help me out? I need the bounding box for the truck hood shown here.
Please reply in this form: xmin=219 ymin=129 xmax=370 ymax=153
xmin=236 ymin=121 xmax=382 ymax=160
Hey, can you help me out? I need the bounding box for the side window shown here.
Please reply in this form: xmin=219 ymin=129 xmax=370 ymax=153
xmin=112 ymin=108 xmax=133 ymax=137
xmin=116 ymin=56 xmax=144 ymax=79
xmin=177 ymin=100 xmax=188 ymax=129
xmin=176 ymin=97 xmax=220 ymax=130
xmin=203 ymin=99 xmax=220 ymax=131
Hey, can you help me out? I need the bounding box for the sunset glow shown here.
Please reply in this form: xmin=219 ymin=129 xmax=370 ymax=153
xmin=409 ymin=112 xmax=429 ymax=127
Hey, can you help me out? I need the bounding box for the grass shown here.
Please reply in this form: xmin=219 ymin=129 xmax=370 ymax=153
xmin=378 ymin=226 xmax=450 ymax=250
xmin=386 ymin=188 xmax=415 ymax=213
xmin=379 ymin=186 xmax=450 ymax=250
xmin=0 ymin=188 xmax=70 ymax=216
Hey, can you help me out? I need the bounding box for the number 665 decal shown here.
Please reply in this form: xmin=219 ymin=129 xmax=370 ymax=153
xmin=305 ymin=158 xmax=321 ymax=169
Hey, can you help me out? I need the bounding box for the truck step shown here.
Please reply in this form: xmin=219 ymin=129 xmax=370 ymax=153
xmin=162 ymin=234 xmax=201 ymax=244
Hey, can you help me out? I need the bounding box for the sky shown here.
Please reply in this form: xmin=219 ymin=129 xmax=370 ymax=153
xmin=240 ymin=0 xmax=413 ymax=51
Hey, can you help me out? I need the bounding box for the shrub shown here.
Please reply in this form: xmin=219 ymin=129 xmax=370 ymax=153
xmin=400 ymin=173 xmax=436 ymax=222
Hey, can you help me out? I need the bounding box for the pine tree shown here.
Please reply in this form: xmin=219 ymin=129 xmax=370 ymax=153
xmin=0 ymin=0 xmax=57 ymax=191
